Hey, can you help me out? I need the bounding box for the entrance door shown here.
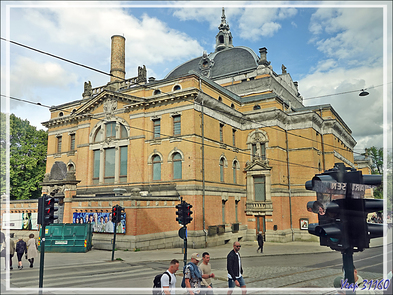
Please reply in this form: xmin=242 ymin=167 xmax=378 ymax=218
xmin=256 ymin=216 xmax=266 ymax=234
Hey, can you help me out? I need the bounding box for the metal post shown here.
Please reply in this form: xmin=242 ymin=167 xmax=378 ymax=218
xmin=342 ymin=247 xmax=355 ymax=284
xmin=183 ymin=226 xmax=187 ymax=267
xmin=38 ymin=196 xmax=45 ymax=291
xmin=111 ymin=222 xmax=117 ymax=261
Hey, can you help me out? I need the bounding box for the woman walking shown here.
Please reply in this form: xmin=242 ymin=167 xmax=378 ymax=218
xmin=15 ymin=237 xmax=27 ymax=270
xmin=27 ymin=233 xmax=38 ymax=268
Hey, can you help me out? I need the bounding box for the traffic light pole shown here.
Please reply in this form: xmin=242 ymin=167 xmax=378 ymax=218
xmin=183 ymin=226 xmax=187 ymax=267
xmin=39 ymin=196 xmax=46 ymax=291
xmin=342 ymin=247 xmax=355 ymax=284
xmin=111 ymin=221 xmax=117 ymax=261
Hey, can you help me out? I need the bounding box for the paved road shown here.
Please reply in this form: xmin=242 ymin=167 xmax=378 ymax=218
xmin=1 ymin=229 xmax=391 ymax=295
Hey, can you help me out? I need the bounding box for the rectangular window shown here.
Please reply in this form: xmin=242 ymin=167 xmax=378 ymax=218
xmin=70 ymin=134 xmax=75 ymax=151
xmin=106 ymin=122 xmax=116 ymax=138
xmin=173 ymin=115 xmax=181 ymax=136
xmin=57 ymin=136 xmax=62 ymax=153
xmin=222 ymin=201 xmax=226 ymax=224
xmin=153 ymin=119 xmax=161 ymax=138
xmin=93 ymin=150 xmax=100 ymax=184
xmin=119 ymin=146 xmax=127 ymax=183
xmin=104 ymin=148 xmax=115 ymax=183
xmin=252 ymin=144 xmax=257 ymax=160
xmin=235 ymin=201 xmax=238 ymax=223
xmin=254 ymin=176 xmax=266 ymax=202
xmin=220 ymin=123 xmax=224 ymax=142
xmin=261 ymin=143 xmax=266 ymax=160
xmin=232 ymin=129 xmax=236 ymax=146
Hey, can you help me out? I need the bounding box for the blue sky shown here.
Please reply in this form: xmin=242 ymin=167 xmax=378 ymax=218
xmin=1 ymin=1 xmax=392 ymax=154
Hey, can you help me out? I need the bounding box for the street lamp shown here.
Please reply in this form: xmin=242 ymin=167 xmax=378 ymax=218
xmin=359 ymin=89 xmax=369 ymax=96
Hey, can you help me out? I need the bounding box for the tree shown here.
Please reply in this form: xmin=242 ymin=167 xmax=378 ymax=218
xmin=1 ymin=113 xmax=48 ymax=200
xmin=362 ymin=146 xmax=384 ymax=200
xmin=363 ymin=146 xmax=383 ymax=174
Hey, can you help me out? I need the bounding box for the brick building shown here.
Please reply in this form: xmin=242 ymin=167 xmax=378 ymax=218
xmin=2 ymin=9 xmax=371 ymax=250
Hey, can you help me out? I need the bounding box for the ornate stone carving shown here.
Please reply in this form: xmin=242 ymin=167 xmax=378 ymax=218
xmin=83 ymin=81 xmax=92 ymax=98
xmin=103 ymin=98 xmax=117 ymax=114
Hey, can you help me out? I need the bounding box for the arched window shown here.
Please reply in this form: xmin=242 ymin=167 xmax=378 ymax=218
xmin=93 ymin=126 xmax=102 ymax=142
xmin=59 ymin=112 xmax=64 ymax=117
xmin=253 ymin=105 xmax=261 ymax=110
xmin=173 ymin=153 xmax=182 ymax=179
xmin=218 ymin=96 xmax=222 ymax=102
xmin=219 ymin=35 xmax=224 ymax=44
xmin=106 ymin=122 xmax=116 ymax=138
xmin=120 ymin=124 xmax=128 ymax=139
xmin=233 ymin=160 xmax=238 ymax=184
xmin=153 ymin=89 xmax=161 ymax=95
xmin=152 ymin=155 xmax=161 ymax=181
xmin=220 ymin=158 xmax=225 ymax=182
xmin=173 ymin=85 xmax=181 ymax=91
xmin=67 ymin=163 xmax=75 ymax=172
xmin=231 ymin=103 xmax=235 ymax=108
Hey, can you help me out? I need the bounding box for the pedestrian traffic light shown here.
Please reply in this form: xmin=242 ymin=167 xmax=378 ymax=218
xmin=176 ymin=202 xmax=185 ymax=225
xmin=184 ymin=203 xmax=193 ymax=225
xmin=38 ymin=194 xmax=58 ymax=226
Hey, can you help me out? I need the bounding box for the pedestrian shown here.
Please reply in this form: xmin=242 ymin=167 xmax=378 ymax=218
xmin=161 ymin=259 xmax=179 ymax=295
xmin=27 ymin=233 xmax=38 ymax=268
xmin=227 ymin=241 xmax=246 ymax=295
xmin=257 ymin=232 xmax=264 ymax=253
xmin=7 ymin=233 xmax=16 ymax=270
xmin=15 ymin=237 xmax=27 ymax=270
xmin=183 ymin=253 xmax=203 ymax=295
xmin=199 ymin=252 xmax=215 ymax=295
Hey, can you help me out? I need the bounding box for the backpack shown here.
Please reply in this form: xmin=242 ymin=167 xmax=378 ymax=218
xmin=181 ymin=262 xmax=202 ymax=288
xmin=152 ymin=271 xmax=171 ymax=295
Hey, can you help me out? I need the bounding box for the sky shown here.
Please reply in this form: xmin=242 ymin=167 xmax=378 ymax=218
xmin=1 ymin=1 xmax=392 ymax=156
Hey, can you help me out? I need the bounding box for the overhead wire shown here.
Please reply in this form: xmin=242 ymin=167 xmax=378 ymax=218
xmin=1 ymin=37 xmax=378 ymax=170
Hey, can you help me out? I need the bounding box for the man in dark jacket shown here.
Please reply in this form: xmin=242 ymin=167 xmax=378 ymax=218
xmin=257 ymin=232 xmax=264 ymax=253
xmin=227 ymin=241 xmax=246 ymax=295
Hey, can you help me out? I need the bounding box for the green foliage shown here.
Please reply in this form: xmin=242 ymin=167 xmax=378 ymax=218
xmin=1 ymin=113 xmax=48 ymax=200
xmin=363 ymin=146 xmax=383 ymax=174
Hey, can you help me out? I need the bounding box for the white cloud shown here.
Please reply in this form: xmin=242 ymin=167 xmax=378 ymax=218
xmin=10 ymin=56 xmax=78 ymax=97
xmin=237 ymin=7 xmax=297 ymax=40
xmin=172 ymin=6 xmax=297 ymax=41
xmin=309 ymin=7 xmax=383 ymax=67
xmin=299 ymin=66 xmax=384 ymax=151
xmin=15 ymin=5 xmax=203 ymax=77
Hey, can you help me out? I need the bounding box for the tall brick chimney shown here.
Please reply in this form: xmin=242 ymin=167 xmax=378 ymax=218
xmin=110 ymin=35 xmax=126 ymax=83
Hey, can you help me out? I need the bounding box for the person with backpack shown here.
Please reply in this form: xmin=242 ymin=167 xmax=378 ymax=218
xmin=15 ymin=237 xmax=27 ymax=270
xmin=153 ymin=259 xmax=179 ymax=295
xmin=182 ymin=253 xmax=210 ymax=295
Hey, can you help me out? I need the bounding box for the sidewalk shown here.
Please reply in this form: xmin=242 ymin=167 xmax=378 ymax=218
xmin=42 ymin=236 xmax=386 ymax=267
xmin=1 ymin=237 xmax=386 ymax=294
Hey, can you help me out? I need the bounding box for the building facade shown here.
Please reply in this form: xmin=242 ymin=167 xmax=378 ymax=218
xmin=2 ymin=10 xmax=372 ymax=250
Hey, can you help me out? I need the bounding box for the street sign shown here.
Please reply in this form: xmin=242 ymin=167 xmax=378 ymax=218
xmin=178 ymin=227 xmax=187 ymax=239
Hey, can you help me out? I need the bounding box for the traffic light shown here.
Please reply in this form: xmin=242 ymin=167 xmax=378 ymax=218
xmin=112 ymin=205 xmax=118 ymax=223
xmin=117 ymin=206 xmax=124 ymax=223
xmin=306 ymin=163 xmax=385 ymax=252
xmin=184 ymin=203 xmax=193 ymax=225
xmin=176 ymin=202 xmax=185 ymax=225
xmin=306 ymin=198 xmax=348 ymax=251
xmin=38 ymin=194 xmax=58 ymax=226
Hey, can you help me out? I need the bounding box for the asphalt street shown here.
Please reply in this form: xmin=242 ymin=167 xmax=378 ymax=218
xmin=1 ymin=228 xmax=391 ymax=295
